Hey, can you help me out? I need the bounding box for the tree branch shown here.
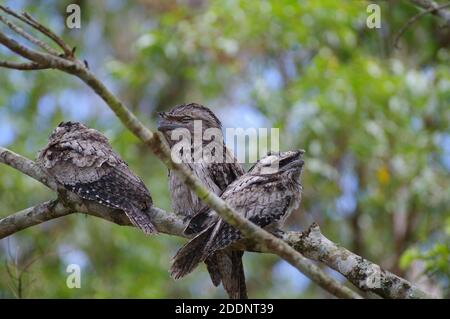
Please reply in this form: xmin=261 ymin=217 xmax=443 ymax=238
xmin=0 ymin=200 xmax=72 ymax=239
xmin=409 ymin=0 xmax=450 ymax=26
xmin=0 ymin=148 xmax=360 ymax=299
xmin=394 ymin=2 xmax=450 ymax=48
xmin=0 ymin=5 xmax=73 ymax=57
xmin=0 ymin=60 xmax=49 ymax=70
xmin=0 ymin=8 xmax=433 ymax=299
xmin=0 ymin=147 xmax=434 ymax=298
xmin=0 ymin=146 xmax=58 ymax=190
xmin=283 ymin=224 xmax=432 ymax=299
xmin=0 ymin=14 xmax=60 ymax=56
xmin=0 ymin=10 xmax=360 ymax=299
xmin=0 ymin=147 xmax=186 ymax=238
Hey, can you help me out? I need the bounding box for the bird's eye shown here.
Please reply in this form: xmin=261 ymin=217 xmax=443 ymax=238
xmin=181 ymin=116 xmax=191 ymax=123
xmin=261 ymin=161 xmax=274 ymax=167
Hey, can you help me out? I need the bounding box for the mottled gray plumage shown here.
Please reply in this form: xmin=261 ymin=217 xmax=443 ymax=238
xmin=158 ymin=103 xmax=243 ymax=220
xmin=170 ymin=150 xmax=304 ymax=280
xmin=158 ymin=103 xmax=247 ymax=298
xmin=37 ymin=121 xmax=156 ymax=234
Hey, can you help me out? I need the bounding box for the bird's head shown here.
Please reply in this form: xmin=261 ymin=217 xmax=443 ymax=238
xmin=249 ymin=150 xmax=305 ymax=179
xmin=157 ymin=103 xmax=222 ymax=136
xmin=48 ymin=121 xmax=108 ymax=145
xmin=49 ymin=121 xmax=88 ymax=141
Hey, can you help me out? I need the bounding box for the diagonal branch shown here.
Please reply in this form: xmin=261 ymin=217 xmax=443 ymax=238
xmin=0 ymin=13 xmax=360 ymax=298
xmin=0 ymin=183 xmax=432 ymax=299
xmin=0 ymin=14 xmax=59 ymax=56
xmin=0 ymin=8 xmax=433 ymax=299
xmin=0 ymin=5 xmax=73 ymax=57
xmin=0 ymin=147 xmax=433 ymax=299
xmin=395 ymin=2 xmax=450 ymax=48
xmin=0 ymin=146 xmax=57 ymax=190
xmin=0 ymin=149 xmax=360 ymax=299
xmin=409 ymin=0 xmax=450 ymax=26
xmin=283 ymin=224 xmax=432 ymax=299
xmin=21 ymin=11 xmax=74 ymax=58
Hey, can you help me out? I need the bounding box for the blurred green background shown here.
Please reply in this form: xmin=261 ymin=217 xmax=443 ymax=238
xmin=0 ymin=0 xmax=449 ymax=298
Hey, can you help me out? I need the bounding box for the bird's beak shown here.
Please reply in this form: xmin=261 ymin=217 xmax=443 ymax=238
xmin=280 ymin=150 xmax=305 ymax=171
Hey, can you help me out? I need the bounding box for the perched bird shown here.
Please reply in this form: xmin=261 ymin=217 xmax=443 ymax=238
xmin=170 ymin=150 xmax=304 ymax=279
xmin=158 ymin=103 xmax=247 ymax=298
xmin=37 ymin=121 xmax=156 ymax=235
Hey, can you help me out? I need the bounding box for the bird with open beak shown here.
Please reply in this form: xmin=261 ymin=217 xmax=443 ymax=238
xmin=171 ymin=150 xmax=305 ymax=280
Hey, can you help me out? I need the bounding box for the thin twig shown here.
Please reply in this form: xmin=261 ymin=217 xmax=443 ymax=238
xmin=0 ymin=60 xmax=49 ymax=70
xmin=0 ymin=7 xmax=433 ymax=299
xmin=0 ymin=147 xmax=434 ymax=298
xmin=410 ymin=0 xmax=450 ymax=25
xmin=0 ymin=5 xmax=73 ymax=57
xmin=22 ymin=12 xmax=74 ymax=57
xmin=0 ymin=30 xmax=51 ymax=64
xmin=0 ymin=14 xmax=59 ymax=55
xmin=0 ymin=12 xmax=382 ymax=298
xmin=394 ymin=2 xmax=450 ymax=48
xmin=0 ymin=147 xmax=360 ymax=299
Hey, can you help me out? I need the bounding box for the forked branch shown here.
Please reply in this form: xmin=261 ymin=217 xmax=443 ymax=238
xmin=0 ymin=7 xmax=433 ymax=299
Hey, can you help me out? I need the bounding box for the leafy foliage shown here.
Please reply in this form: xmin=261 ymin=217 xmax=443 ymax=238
xmin=0 ymin=0 xmax=449 ymax=298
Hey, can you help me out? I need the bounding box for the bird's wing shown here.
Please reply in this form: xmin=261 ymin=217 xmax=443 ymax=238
xmin=62 ymin=161 xmax=155 ymax=235
xmin=39 ymin=135 xmax=152 ymax=207
xmin=63 ymin=162 xmax=152 ymax=209
xmin=184 ymin=160 xmax=244 ymax=235
xmin=201 ymin=177 xmax=292 ymax=255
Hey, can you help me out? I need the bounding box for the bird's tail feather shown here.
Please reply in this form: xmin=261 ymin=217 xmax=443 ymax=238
xmin=216 ymin=250 xmax=247 ymax=299
xmin=125 ymin=206 xmax=157 ymax=235
xmin=205 ymin=254 xmax=222 ymax=287
xmin=232 ymin=250 xmax=247 ymax=299
xmin=171 ymin=226 xmax=215 ymax=279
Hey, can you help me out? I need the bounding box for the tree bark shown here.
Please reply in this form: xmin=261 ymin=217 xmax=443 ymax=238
xmin=0 ymin=147 xmax=433 ymax=299
xmin=0 ymin=6 xmax=434 ymax=299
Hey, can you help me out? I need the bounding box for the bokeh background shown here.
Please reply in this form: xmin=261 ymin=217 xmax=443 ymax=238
xmin=0 ymin=0 xmax=449 ymax=298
